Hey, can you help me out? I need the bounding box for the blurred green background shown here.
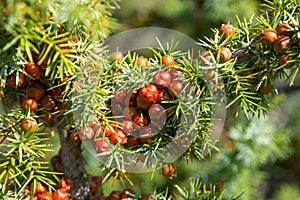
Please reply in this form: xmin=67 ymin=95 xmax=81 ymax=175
xmin=113 ymin=0 xmax=259 ymax=39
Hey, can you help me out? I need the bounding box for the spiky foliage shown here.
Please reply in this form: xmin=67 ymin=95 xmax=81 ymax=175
xmin=199 ymin=0 xmax=300 ymax=117
xmin=174 ymin=178 xmax=240 ymax=200
xmin=0 ymin=0 xmax=299 ymax=199
xmin=0 ymin=0 xmax=118 ymax=199
xmin=73 ymin=42 xmax=224 ymax=173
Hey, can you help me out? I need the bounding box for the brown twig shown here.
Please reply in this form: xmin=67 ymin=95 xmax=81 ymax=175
xmin=57 ymin=120 xmax=91 ymax=200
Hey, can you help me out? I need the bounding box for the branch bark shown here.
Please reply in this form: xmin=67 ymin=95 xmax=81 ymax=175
xmin=57 ymin=120 xmax=90 ymax=200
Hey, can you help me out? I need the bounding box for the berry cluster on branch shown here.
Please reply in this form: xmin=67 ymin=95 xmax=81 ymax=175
xmin=199 ymin=0 xmax=300 ymax=116
xmin=0 ymin=0 xmax=299 ymax=199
